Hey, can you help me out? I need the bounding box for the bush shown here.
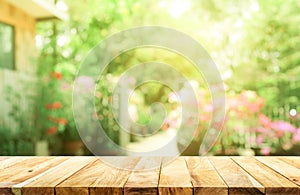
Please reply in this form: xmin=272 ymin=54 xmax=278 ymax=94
xmin=0 ymin=125 xmax=35 ymax=155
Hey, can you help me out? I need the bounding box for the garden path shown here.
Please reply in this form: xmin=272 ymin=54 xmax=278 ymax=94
xmin=126 ymin=129 xmax=179 ymax=156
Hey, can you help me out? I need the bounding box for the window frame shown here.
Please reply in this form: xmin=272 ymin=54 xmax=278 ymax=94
xmin=0 ymin=21 xmax=16 ymax=70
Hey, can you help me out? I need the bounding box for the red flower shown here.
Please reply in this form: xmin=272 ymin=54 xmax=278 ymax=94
xmin=45 ymin=101 xmax=62 ymax=110
xmin=46 ymin=126 xmax=58 ymax=135
xmin=57 ymin=118 xmax=67 ymax=125
xmin=50 ymin=72 xmax=62 ymax=80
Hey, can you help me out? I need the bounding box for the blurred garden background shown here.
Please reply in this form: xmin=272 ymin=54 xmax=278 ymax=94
xmin=1 ymin=0 xmax=300 ymax=156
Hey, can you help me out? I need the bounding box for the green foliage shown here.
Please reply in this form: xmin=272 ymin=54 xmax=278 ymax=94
xmin=0 ymin=125 xmax=34 ymax=155
xmin=95 ymin=75 xmax=119 ymax=144
xmin=223 ymin=0 xmax=300 ymax=112
xmin=32 ymin=0 xmax=300 ymax=155
xmin=1 ymin=86 xmax=35 ymax=155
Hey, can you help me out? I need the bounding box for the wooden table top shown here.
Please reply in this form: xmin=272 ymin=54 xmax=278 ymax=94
xmin=0 ymin=156 xmax=300 ymax=195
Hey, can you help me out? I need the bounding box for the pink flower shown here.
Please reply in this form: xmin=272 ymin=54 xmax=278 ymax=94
xmin=292 ymin=128 xmax=300 ymax=143
xmin=271 ymin=121 xmax=296 ymax=133
xmin=258 ymin=114 xmax=272 ymax=128
xmin=256 ymin=136 xmax=264 ymax=144
xmin=261 ymin=147 xmax=271 ymax=155
xmin=256 ymin=127 xmax=269 ymax=134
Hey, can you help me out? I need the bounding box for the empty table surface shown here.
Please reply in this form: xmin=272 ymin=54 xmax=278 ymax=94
xmin=0 ymin=156 xmax=300 ymax=195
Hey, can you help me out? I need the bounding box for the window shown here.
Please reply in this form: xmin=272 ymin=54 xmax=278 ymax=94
xmin=0 ymin=22 xmax=15 ymax=70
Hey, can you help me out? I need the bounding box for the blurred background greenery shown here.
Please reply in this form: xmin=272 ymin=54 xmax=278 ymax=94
xmin=1 ymin=0 xmax=300 ymax=156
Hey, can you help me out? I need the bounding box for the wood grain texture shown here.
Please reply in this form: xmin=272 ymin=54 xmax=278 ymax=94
xmin=0 ymin=157 xmax=53 ymax=194
xmin=124 ymin=157 xmax=162 ymax=195
xmin=186 ymin=157 xmax=228 ymax=195
xmin=159 ymin=157 xmax=193 ymax=195
xmin=0 ymin=156 xmax=299 ymax=194
xmin=0 ymin=157 xmax=9 ymax=161
xmin=22 ymin=157 xmax=96 ymax=195
xmin=279 ymin=156 xmax=300 ymax=169
xmin=232 ymin=157 xmax=300 ymax=194
xmin=56 ymin=160 xmax=103 ymax=195
xmin=11 ymin=157 xmax=69 ymax=194
xmin=56 ymin=157 xmax=139 ymax=195
xmin=0 ymin=157 xmax=33 ymax=169
xmin=89 ymin=157 xmax=140 ymax=195
xmin=256 ymin=157 xmax=300 ymax=186
xmin=209 ymin=157 xmax=264 ymax=195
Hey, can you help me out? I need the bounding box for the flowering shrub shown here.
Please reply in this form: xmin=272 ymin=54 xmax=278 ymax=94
xmin=34 ymin=71 xmax=71 ymax=140
xmin=163 ymin=82 xmax=300 ymax=155
xmin=217 ymin=90 xmax=300 ymax=155
xmin=254 ymin=114 xmax=299 ymax=155
xmin=44 ymin=100 xmax=67 ymax=135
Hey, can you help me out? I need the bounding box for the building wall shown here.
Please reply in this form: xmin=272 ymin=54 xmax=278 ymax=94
xmin=0 ymin=0 xmax=36 ymax=72
xmin=0 ymin=0 xmax=37 ymax=127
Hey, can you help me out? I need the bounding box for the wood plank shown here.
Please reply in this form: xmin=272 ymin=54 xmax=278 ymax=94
xmin=56 ymin=157 xmax=139 ymax=195
xmin=256 ymin=157 xmax=300 ymax=186
xmin=11 ymin=157 xmax=69 ymax=195
xmin=0 ymin=157 xmax=54 ymax=195
xmin=0 ymin=157 xmax=10 ymax=161
xmin=209 ymin=157 xmax=264 ymax=195
xmin=186 ymin=157 xmax=228 ymax=195
xmin=0 ymin=157 xmax=53 ymax=182
xmin=3 ymin=157 xmax=68 ymax=184
xmin=56 ymin=160 xmax=103 ymax=195
xmin=159 ymin=157 xmax=193 ymax=195
xmin=89 ymin=157 xmax=140 ymax=195
xmin=124 ymin=157 xmax=162 ymax=195
xmin=232 ymin=157 xmax=300 ymax=194
xmin=22 ymin=157 xmax=96 ymax=195
xmin=0 ymin=157 xmax=30 ymax=169
xmin=279 ymin=157 xmax=300 ymax=169
xmin=0 ymin=156 xmax=299 ymax=195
